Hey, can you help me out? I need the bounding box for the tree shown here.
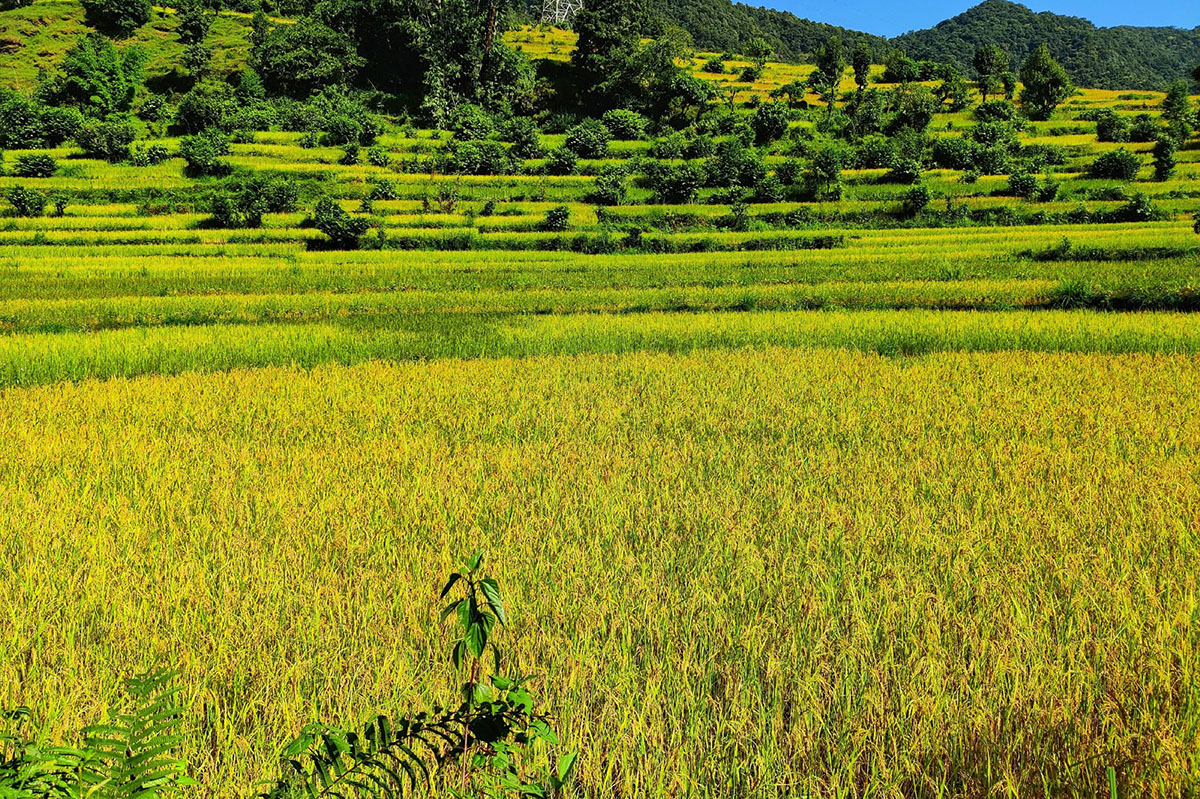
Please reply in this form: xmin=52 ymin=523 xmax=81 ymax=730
xmin=882 ymin=49 xmax=918 ymax=84
xmin=41 ymin=33 xmax=145 ymax=117
xmin=752 ymin=101 xmax=789 ymax=144
xmin=1161 ymin=80 xmax=1195 ymax=134
xmin=852 ymin=43 xmax=871 ymax=93
xmin=936 ymin=69 xmax=971 ymax=111
xmin=810 ymin=36 xmax=845 ymax=119
xmin=1019 ymin=44 xmax=1072 ymax=121
xmin=570 ymin=0 xmax=645 ymax=111
xmin=1152 ymin=134 xmax=1177 ymax=182
xmin=81 ymin=0 xmax=151 ymax=38
xmin=743 ymin=37 xmax=772 ymax=71
xmin=254 ymin=17 xmax=364 ymax=98
xmin=972 ymin=44 xmax=1008 ymax=103
xmin=176 ymin=0 xmax=213 ymax=79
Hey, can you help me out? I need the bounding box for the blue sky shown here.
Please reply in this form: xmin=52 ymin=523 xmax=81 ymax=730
xmin=765 ymin=0 xmax=1198 ymax=37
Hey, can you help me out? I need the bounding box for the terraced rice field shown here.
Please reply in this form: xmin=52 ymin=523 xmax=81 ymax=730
xmin=1 ymin=19 xmax=1199 ymax=798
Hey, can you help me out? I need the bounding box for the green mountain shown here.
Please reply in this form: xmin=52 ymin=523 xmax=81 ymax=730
xmin=894 ymin=0 xmax=1200 ymax=90
xmin=648 ymin=0 xmax=887 ymax=60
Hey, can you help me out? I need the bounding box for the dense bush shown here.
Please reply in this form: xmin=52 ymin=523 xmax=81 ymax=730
xmin=1088 ymin=148 xmax=1141 ymax=181
xmin=881 ymin=158 xmax=922 ymax=184
xmin=74 ymin=119 xmax=137 ymax=162
xmin=446 ymin=140 xmax=510 ymax=175
xmin=591 ymin=165 xmax=628 ymax=205
xmin=855 ymin=135 xmax=897 ymax=169
xmin=931 ymin=136 xmax=973 ymax=170
xmin=1095 ymin=109 xmax=1130 ymax=143
xmin=12 ymin=154 xmax=58 ymax=178
xmin=651 ymin=133 xmax=685 ymax=160
xmin=176 ymin=80 xmax=236 ymax=134
xmin=706 ymin=138 xmax=766 ymax=188
xmin=539 ymin=205 xmax=571 ymax=232
xmin=45 ymin=32 xmax=145 ymax=116
xmin=501 ymin=117 xmax=543 ymax=159
xmin=545 ymin=147 xmax=578 ymax=176
xmin=179 ymin=128 xmax=231 ymax=176
xmin=564 ymin=119 xmax=610 ymax=159
xmin=129 ymin=143 xmax=171 ymax=166
xmin=901 ymin=184 xmax=931 ymax=216
xmin=702 ymin=57 xmax=726 ymax=74
xmin=1007 ymin=170 xmax=1040 ymax=199
xmin=751 ymin=102 xmax=789 ymax=144
xmin=1127 ymin=114 xmax=1162 ymax=144
xmin=81 ymin=0 xmax=150 ymax=37
xmin=0 ymin=91 xmax=82 ymax=148
xmin=254 ymin=17 xmax=364 ymax=98
xmin=644 ymin=160 xmax=703 ymax=204
xmin=6 ymin=185 xmax=46 ymax=217
xmin=313 ymin=195 xmax=369 ymax=248
xmin=601 ymin=109 xmax=648 ymax=140
xmin=449 ymin=104 xmax=495 ymax=141
xmin=974 ymin=100 xmax=1018 ymax=123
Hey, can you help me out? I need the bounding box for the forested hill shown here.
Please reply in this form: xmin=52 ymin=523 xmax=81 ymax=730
xmin=894 ymin=0 xmax=1200 ymax=91
xmin=647 ymin=0 xmax=887 ymax=60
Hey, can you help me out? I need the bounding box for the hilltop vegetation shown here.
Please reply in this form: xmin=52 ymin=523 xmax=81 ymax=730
xmin=897 ymin=0 xmax=1200 ymax=91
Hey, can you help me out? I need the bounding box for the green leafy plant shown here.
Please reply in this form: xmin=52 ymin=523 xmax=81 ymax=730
xmin=0 ymin=670 xmax=192 ymax=799
xmin=262 ymin=552 xmax=574 ymax=798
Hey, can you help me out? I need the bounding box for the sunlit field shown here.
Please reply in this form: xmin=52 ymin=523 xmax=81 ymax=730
xmin=2 ymin=3 xmax=1200 ymax=797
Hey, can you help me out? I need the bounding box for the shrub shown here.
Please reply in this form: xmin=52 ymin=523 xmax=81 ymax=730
xmin=539 ymin=204 xmax=571 ymax=232
xmin=545 ymin=147 xmax=578 ymax=176
xmin=564 ymin=119 xmax=609 ymax=159
xmin=601 ymin=109 xmax=648 ymax=140
xmin=775 ymin=159 xmax=802 ymax=186
xmin=684 ymin=134 xmax=716 ymax=160
xmin=1007 ymin=170 xmax=1039 ymax=199
xmin=931 ymin=136 xmax=973 ymax=170
xmin=881 ymin=158 xmax=923 ymax=184
xmin=74 ymin=119 xmax=137 ymax=162
xmin=447 ymin=140 xmax=509 ymax=175
xmin=367 ymin=146 xmax=391 ymax=168
xmin=502 ymin=117 xmax=543 ymax=159
xmin=739 ymin=65 xmax=762 ymax=82
xmin=1152 ymin=135 xmax=1177 ymax=182
xmin=856 ymin=135 xmax=898 ymax=169
xmin=368 ymin=179 xmax=400 ymax=201
xmin=81 ymin=0 xmax=150 ymax=37
xmin=1088 ymin=148 xmax=1140 ymax=181
xmin=702 ymin=57 xmax=726 ymax=74
xmin=751 ymin=102 xmax=789 ymax=144
xmin=901 ymin=184 xmax=931 ymax=216
xmin=754 ymin=174 xmax=785 ymax=203
xmin=39 ymin=106 xmax=84 ymax=148
xmin=1128 ymin=114 xmax=1162 ymax=143
xmin=6 ymin=185 xmax=46 ymax=217
xmin=313 ymin=195 xmax=369 ymax=248
xmin=974 ymin=100 xmax=1018 ymax=123
xmin=12 ymin=154 xmax=57 ymax=178
xmin=645 ymin=161 xmax=704 ymax=204
xmin=176 ymin=80 xmax=235 ymax=134
xmin=1095 ymin=109 xmax=1131 ymax=143
xmin=339 ymin=143 xmax=360 ymax=165
xmin=128 ymin=143 xmax=170 ymax=167
xmin=449 ymin=104 xmax=495 ymax=141
xmin=707 ymin=138 xmax=766 ymax=188
xmin=591 ymin=165 xmax=628 ymax=205
xmin=179 ymin=128 xmax=231 ymax=176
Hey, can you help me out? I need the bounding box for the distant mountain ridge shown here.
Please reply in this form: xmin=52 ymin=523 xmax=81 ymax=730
xmin=650 ymin=0 xmax=1199 ymax=90
xmin=895 ymin=0 xmax=1200 ymax=91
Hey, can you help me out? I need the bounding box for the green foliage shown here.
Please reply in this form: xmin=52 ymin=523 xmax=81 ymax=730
xmin=882 ymin=49 xmax=919 ymax=84
xmin=12 ymin=154 xmax=57 ymax=178
xmin=1095 ymin=109 xmax=1131 ymax=143
xmin=179 ymin=128 xmax=231 ymax=176
xmin=0 ymin=670 xmax=192 ymax=799
xmin=75 ymin=119 xmax=137 ymax=162
xmin=1019 ymin=44 xmax=1073 ymax=120
xmin=881 ymin=157 xmax=922 ymax=184
xmin=254 ymin=17 xmax=364 ymax=98
xmin=901 ymin=183 xmax=931 ymax=216
xmin=42 ymin=32 xmax=145 ymax=117
xmin=1152 ymin=135 xmax=1177 ymax=182
xmin=973 ymin=100 xmax=1018 ymax=123
xmin=449 ymin=104 xmax=496 ymax=142
xmin=972 ymin=44 xmax=1009 ymax=102
xmin=852 ymin=43 xmax=872 ymax=91
xmin=6 ymin=186 xmax=46 ymax=217
xmin=564 ymin=119 xmax=610 ymax=159
xmin=175 ymin=0 xmax=213 ymax=47
xmin=1089 ymin=148 xmax=1141 ymax=181
xmin=895 ymin=0 xmax=1200 ymax=91
xmin=751 ymin=101 xmax=789 ymax=144
xmin=176 ymin=80 xmax=235 ymax=134
xmin=804 ymin=142 xmax=844 ymax=200
xmin=0 ymin=91 xmax=82 ymax=149
xmin=701 ymin=57 xmax=725 ymax=74
xmin=81 ymin=0 xmax=151 ymax=38
xmin=601 ymin=109 xmax=648 ymax=140
xmin=887 ymin=84 xmax=939 ymax=133
xmin=540 ymin=205 xmax=571 ymax=232
xmin=544 ymin=147 xmax=578 ymax=176
xmin=809 ymin=36 xmax=845 ymax=112
xmin=935 ymin=70 xmax=971 ymax=111
xmin=313 ymin=195 xmax=370 ymax=248
xmin=501 ymin=117 xmax=543 ymax=160
xmin=262 ymin=552 xmax=573 ymax=799
xmin=591 ymin=165 xmax=628 ymax=206
xmin=445 ymin=140 xmax=509 ymax=175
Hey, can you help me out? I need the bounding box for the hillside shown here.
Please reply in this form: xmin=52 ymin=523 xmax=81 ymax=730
xmin=648 ymin=0 xmax=887 ymax=61
xmin=895 ymin=0 xmax=1200 ymax=91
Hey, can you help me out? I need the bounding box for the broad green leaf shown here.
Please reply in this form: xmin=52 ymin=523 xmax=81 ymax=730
xmin=439 ymin=572 xmax=462 ymax=599
xmin=479 ymin=577 xmax=507 ymax=625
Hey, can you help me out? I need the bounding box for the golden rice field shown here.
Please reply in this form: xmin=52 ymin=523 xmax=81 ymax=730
xmin=2 ymin=349 xmax=1198 ymax=797
xmin=3 ymin=8 xmax=1200 ymax=796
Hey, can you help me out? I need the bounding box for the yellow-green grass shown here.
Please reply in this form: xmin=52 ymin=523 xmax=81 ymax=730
xmin=2 ymin=347 xmax=1198 ymax=796
xmin=7 ymin=308 xmax=1200 ymax=386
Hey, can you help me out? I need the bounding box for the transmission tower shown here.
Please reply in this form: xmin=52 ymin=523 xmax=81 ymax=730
xmin=541 ymin=0 xmax=582 ymax=26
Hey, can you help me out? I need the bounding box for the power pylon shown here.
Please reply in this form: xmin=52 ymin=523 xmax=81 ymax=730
xmin=541 ymin=0 xmax=582 ymax=25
